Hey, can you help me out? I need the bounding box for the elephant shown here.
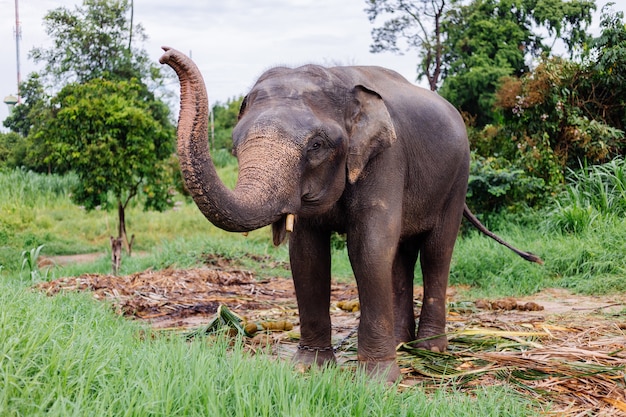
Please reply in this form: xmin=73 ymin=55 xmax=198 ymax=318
xmin=159 ymin=47 xmax=542 ymax=383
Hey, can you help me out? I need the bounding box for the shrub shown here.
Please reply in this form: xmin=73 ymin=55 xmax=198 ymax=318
xmin=467 ymin=153 xmax=546 ymax=214
xmin=546 ymin=157 xmax=626 ymax=233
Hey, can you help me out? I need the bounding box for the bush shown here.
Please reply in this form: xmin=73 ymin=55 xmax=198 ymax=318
xmin=466 ymin=153 xmax=546 ymax=214
xmin=546 ymin=157 xmax=626 ymax=233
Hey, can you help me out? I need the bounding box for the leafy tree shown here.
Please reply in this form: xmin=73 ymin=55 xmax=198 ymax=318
xmin=366 ymin=0 xmax=596 ymax=126
xmin=489 ymin=6 xmax=626 ymax=181
xmin=0 ymin=132 xmax=24 ymax=168
xmin=440 ymin=0 xmax=595 ymax=126
xmin=42 ymin=78 xmax=175 ymax=256
xmin=3 ymin=74 xmax=49 ymax=138
xmin=366 ymin=0 xmax=449 ymax=90
xmin=4 ymin=0 xmax=172 ymax=170
xmin=2 ymin=74 xmax=55 ymax=172
xmin=29 ymin=0 xmax=158 ymax=86
xmin=586 ymin=4 xmax=626 ymax=130
xmin=2 ymin=0 xmax=176 ymax=270
xmin=211 ymin=96 xmax=244 ymax=153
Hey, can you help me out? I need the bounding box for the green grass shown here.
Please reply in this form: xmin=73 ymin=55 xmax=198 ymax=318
xmin=450 ymin=158 xmax=626 ymax=297
xmin=452 ymin=212 xmax=626 ymax=297
xmin=0 ymin=278 xmax=533 ymax=416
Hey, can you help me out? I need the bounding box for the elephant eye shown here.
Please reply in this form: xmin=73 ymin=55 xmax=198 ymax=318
xmin=311 ymin=141 xmax=322 ymax=150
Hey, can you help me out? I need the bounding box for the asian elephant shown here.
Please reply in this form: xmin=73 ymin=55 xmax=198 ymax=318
xmin=160 ymin=47 xmax=542 ymax=383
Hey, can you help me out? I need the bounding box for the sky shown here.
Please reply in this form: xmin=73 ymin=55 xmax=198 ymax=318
xmin=0 ymin=0 xmax=624 ymax=128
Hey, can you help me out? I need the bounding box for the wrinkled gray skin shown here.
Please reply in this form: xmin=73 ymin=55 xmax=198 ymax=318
xmin=160 ymin=47 xmax=541 ymax=383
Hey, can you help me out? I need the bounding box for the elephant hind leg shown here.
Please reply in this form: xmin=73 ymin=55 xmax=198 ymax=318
xmin=415 ymin=227 xmax=460 ymax=353
xmin=392 ymin=238 xmax=420 ymax=345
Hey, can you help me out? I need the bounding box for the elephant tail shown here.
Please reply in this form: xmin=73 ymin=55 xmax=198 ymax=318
xmin=463 ymin=204 xmax=544 ymax=264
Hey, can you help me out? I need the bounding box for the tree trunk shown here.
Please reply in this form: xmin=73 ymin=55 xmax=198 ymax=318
xmin=110 ymin=236 xmax=123 ymax=274
xmin=117 ymin=201 xmax=133 ymax=255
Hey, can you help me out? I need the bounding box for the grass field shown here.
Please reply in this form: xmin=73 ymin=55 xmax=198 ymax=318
xmin=2 ymin=164 xmax=626 ymax=415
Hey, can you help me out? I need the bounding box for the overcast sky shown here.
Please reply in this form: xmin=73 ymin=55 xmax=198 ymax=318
xmin=0 ymin=0 xmax=623 ymax=128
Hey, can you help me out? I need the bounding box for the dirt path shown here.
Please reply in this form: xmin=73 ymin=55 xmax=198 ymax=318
xmin=36 ymin=258 xmax=626 ymax=416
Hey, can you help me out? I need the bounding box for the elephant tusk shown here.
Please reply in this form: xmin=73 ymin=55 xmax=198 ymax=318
xmin=285 ymin=214 xmax=295 ymax=232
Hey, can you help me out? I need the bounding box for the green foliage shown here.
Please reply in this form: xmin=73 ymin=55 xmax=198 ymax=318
xmin=42 ymin=78 xmax=175 ymax=212
xmin=2 ymin=73 xmax=50 ymax=138
xmin=440 ymin=0 xmax=595 ymax=126
xmin=211 ymin=96 xmax=244 ymax=152
xmin=467 ymin=153 xmax=546 ymax=213
xmin=546 ymin=157 xmax=626 ymax=234
xmin=586 ymin=4 xmax=626 ymax=130
xmin=0 ymin=132 xmax=25 ymax=168
xmin=440 ymin=61 xmax=512 ymax=126
xmin=591 ymin=5 xmax=626 ymax=82
xmin=29 ymin=0 xmax=159 ymax=85
xmin=494 ymin=55 xmax=625 ymax=189
xmin=2 ymin=74 xmax=55 ymax=172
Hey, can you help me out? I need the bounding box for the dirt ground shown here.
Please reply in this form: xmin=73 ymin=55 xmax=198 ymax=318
xmin=37 ymin=253 xmax=626 ymax=416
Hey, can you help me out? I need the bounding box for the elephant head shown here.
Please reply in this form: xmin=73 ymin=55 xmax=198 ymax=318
xmin=159 ymin=47 xmax=397 ymax=244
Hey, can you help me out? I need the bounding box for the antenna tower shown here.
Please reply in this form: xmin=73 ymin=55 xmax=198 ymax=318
xmin=14 ymin=0 xmax=21 ymax=103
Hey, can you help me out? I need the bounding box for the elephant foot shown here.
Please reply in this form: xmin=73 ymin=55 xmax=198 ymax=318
xmin=414 ymin=332 xmax=448 ymax=352
xmin=292 ymin=345 xmax=336 ymax=373
xmin=360 ymin=359 xmax=401 ymax=384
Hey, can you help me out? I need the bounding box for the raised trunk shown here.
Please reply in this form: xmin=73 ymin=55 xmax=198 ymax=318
xmin=160 ymin=47 xmax=286 ymax=232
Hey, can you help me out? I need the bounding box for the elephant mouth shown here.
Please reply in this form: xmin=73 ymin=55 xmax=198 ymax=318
xmin=301 ymin=193 xmax=318 ymax=204
xmin=300 ymin=193 xmax=335 ymax=214
xmin=271 ymin=213 xmax=295 ymax=246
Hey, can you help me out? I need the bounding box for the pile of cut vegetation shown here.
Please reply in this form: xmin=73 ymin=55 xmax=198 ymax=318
xmin=37 ymin=267 xmax=626 ymax=416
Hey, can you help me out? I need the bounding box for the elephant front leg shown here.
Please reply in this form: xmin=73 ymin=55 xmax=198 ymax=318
xmin=289 ymin=224 xmax=335 ymax=369
xmin=347 ymin=221 xmax=402 ymax=383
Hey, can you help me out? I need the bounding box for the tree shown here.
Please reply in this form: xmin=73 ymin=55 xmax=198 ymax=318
xmin=42 ymin=78 xmax=175 ymax=264
xmin=491 ymin=7 xmax=626 ymax=182
xmin=211 ymin=96 xmax=244 ymax=152
xmin=586 ymin=4 xmax=626 ymax=130
xmin=29 ymin=0 xmax=158 ymax=86
xmin=0 ymin=132 xmax=23 ymax=168
xmin=366 ymin=0 xmax=596 ymax=125
xmin=366 ymin=0 xmax=449 ymax=91
xmin=440 ymin=0 xmax=595 ymax=126
xmin=5 ymin=0 xmax=177 ymax=272
xmin=2 ymin=74 xmax=52 ymax=172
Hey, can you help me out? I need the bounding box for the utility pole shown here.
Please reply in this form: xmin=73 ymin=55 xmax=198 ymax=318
xmin=128 ymin=0 xmax=133 ymax=51
xmin=14 ymin=0 xmax=22 ymax=103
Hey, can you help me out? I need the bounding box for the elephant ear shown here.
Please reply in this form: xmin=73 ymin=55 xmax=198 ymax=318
xmin=346 ymin=85 xmax=397 ymax=184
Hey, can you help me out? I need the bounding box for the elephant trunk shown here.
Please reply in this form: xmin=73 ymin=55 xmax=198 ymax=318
xmin=159 ymin=46 xmax=288 ymax=232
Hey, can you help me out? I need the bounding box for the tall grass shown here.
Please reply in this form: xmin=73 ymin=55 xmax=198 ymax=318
xmin=452 ymin=157 xmax=626 ymax=296
xmin=546 ymin=157 xmax=626 ymax=233
xmin=0 ymin=168 xmax=78 ymax=208
xmin=0 ymin=279 xmax=532 ymax=416
xmin=452 ymin=217 xmax=626 ymax=296
xmin=0 ymin=167 xmax=535 ymax=415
